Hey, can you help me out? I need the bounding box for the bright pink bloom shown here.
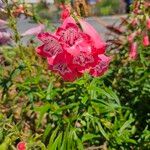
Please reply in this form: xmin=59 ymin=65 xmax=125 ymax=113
xmin=129 ymin=42 xmax=138 ymax=60
xmin=143 ymin=35 xmax=150 ymax=47
xmin=48 ymin=52 xmax=82 ymax=81
xmin=36 ymin=15 xmax=109 ymax=81
xmin=79 ymin=19 xmax=106 ymax=53
xmin=128 ymin=33 xmax=136 ymax=43
xmin=146 ymin=18 xmax=150 ymax=30
xmin=62 ymin=17 xmax=106 ymax=53
xmin=17 ymin=142 xmax=26 ymax=150
xmin=36 ymin=33 xmax=64 ymax=58
xmin=21 ymin=24 xmax=45 ymax=36
xmin=90 ymin=54 xmax=110 ymax=77
xmin=60 ymin=8 xmax=70 ymax=21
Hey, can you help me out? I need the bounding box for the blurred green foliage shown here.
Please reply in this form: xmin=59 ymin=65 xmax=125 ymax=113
xmin=96 ymin=0 xmax=119 ymax=16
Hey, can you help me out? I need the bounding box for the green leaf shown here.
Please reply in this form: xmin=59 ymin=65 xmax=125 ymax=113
xmin=42 ymin=124 xmax=52 ymax=143
xmin=51 ymin=132 xmax=63 ymax=150
xmin=35 ymin=103 xmax=51 ymax=127
xmin=97 ymin=122 xmax=109 ymax=140
xmin=46 ymin=81 xmax=54 ymax=100
xmin=47 ymin=127 xmax=59 ymax=150
xmin=54 ymin=102 xmax=79 ymax=113
xmin=76 ymin=138 xmax=84 ymax=150
xmin=104 ymin=87 xmax=121 ymax=105
xmin=119 ymin=118 xmax=135 ymax=134
xmin=81 ymin=95 xmax=88 ymax=104
xmin=82 ymin=133 xmax=99 ymax=142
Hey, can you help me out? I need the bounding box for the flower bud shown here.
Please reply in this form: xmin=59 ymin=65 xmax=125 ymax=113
xmin=131 ymin=18 xmax=138 ymax=26
xmin=147 ymin=18 xmax=150 ymax=29
xmin=128 ymin=33 xmax=136 ymax=43
xmin=129 ymin=42 xmax=137 ymax=60
xmin=17 ymin=142 xmax=26 ymax=150
xmin=143 ymin=35 xmax=150 ymax=46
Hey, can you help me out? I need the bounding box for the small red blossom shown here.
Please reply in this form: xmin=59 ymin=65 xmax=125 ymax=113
xmin=146 ymin=18 xmax=150 ymax=30
xmin=143 ymin=35 xmax=150 ymax=47
xmin=17 ymin=142 xmax=26 ymax=150
xmin=129 ymin=42 xmax=138 ymax=60
xmin=13 ymin=4 xmax=25 ymax=17
xmin=128 ymin=33 xmax=136 ymax=43
xmin=60 ymin=8 xmax=70 ymax=20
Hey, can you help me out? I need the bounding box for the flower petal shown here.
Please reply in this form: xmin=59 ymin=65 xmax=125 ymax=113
xmin=21 ymin=24 xmax=45 ymax=36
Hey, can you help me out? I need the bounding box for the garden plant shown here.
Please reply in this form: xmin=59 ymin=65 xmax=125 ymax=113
xmin=0 ymin=0 xmax=149 ymax=150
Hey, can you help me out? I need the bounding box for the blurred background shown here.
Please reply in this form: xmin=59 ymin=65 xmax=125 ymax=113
xmin=1 ymin=0 xmax=132 ymax=20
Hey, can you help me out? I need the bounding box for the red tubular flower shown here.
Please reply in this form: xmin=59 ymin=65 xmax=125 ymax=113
xmin=17 ymin=142 xmax=26 ymax=150
xmin=36 ymin=13 xmax=109 ymax=81
xmin=143 ymin=35 xmax=150 ymax=47
xmin=128 ymin=33 xmax=136 ymax=43
xmin=60 ymin=8 xmax=70 ymax=21
xmin=147 ymin=18 xmax=150 ymax=30
xmin=129 ymin=42 xmax=138 ymax=60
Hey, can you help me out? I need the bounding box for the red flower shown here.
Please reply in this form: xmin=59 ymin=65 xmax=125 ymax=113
xmin=17 ymin=142 xmax=26 ymax=150
xmin=128 ymin=33 xmax=136 ymax=43
xmin=146 ymin=18 xmax=150 ymax=30
xmin=90 ymin=54 xmax=110 ymax=77
xmin=60 ymin=8 xmax=70 ymax=21
xmin=36 ymin=33 xmax=63 ymax=58
xmin=36 ymin=13 xmax=109 ymax=81
xmin=129 ymin=42 xmax=138 ymax=60
xmin=143 ymin=35 xmax=150 ymax=47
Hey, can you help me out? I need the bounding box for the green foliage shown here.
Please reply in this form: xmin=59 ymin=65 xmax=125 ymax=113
xmin=96 ymin=0 xmax=119 ymax=16
xmin=0 ymin=0 xmax=149 ymax=149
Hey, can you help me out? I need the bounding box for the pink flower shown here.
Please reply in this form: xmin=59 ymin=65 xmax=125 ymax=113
xmin=36 ymin=33 xmax=64 ymax=58
xmin=131 ymin=18 xmax=138 ymax=26
xmin=143 ymin=35 xmax=150 ymax=47
xmin=21 ymin=24 xmax=45 ymax=36
xmin=79 ymin=19 xmax=106 ymax=52
xmin=60 ymin=8 xmax=70 ymax=21
xmin=90 ymin=54 xmax=111 ymax=77
xmin=60 ymin=4 xmax=71 ymax=21
xmin=17 ymin=142 xmax=26 ymax=150
xmin=36 ymin=15 xmax=109 ymax=81
xmin=129 ymin=42 xmax=138 ymax=60
xmin=146 ymin=18 xmax=150 ymax=30
xmin=128 ymin=33 xmax=136 ymax=43
xmin=62 ymin=17 xmax=106 ymax=53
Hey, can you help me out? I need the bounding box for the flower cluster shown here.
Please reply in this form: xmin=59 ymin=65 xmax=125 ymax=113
xmin=36 ymin=15 xmax=110 ymax=81
xmin=127 ymin=0 xmax=150 ymax=59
